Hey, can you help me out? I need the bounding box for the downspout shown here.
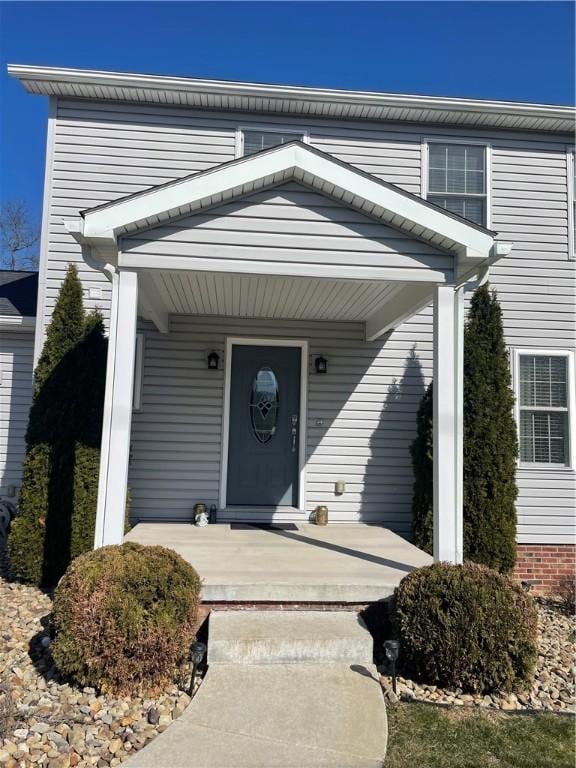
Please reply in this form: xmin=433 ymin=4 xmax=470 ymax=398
xmin=81 ymin=242 xmax=116 ymax=286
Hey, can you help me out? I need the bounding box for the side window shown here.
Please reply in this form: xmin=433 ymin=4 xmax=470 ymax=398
xmin=427 ymin=143 xmax=487 ymax=226
xmin=240 ymin=129 xmax=305 ymax=157
xmin=516 ymin=352 xmax=573 ymax=466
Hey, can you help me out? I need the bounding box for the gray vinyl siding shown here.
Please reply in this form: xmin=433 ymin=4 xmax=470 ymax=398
xmin=122 ymin=183 xmax=452 ymax=276
xmin=130 ymin=314 xmax=433 ymax=532
xmin=0 ymin=330 xmax=34 ymax=499
xmin=37 ymin=96 xmax=575 ymax=544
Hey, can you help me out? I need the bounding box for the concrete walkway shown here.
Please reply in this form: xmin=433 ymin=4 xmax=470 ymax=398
xmin=127 ymin=664 xmax=387 ymax=768
xmin=127 ymin=611 xmax=387 ymax=767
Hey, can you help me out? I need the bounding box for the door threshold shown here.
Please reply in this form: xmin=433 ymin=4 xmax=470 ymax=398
xmin=218 ymin=506 xmax=307 ymax=523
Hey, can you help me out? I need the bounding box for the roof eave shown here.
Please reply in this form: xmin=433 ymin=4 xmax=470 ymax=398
xmin=8 ymin=64 xmax=575 ymax=134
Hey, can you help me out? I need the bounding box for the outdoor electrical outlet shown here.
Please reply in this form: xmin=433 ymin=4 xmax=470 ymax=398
xmin=335 ymin=481 xmax=345 ymax=495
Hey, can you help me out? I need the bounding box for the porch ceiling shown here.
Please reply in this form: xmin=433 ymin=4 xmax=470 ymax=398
xmin=145 ymin=269 xmax=400 ymax=323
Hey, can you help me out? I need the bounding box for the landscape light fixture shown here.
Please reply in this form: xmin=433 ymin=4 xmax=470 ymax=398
xmin=189 ymin=640 xmax=207 ymax=696
xmin=207 ymin=351 xmax=220 ymax=370
xmin=384 ymin=639 xmax=400 ymax=694
xmin=315 ymin=355 xmax=327 ymax=374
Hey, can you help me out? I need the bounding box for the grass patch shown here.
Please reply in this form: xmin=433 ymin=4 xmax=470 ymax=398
xmin=385 ymin=702 xmax=575 ymax=768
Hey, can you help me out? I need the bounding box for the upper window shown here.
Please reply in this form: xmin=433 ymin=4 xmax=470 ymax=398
xmin=427 ymin=143 xmax=487 ymax=226
xmin=241 ymin=129 xmax=305 ymax=157
xmin=517 ymin=353 xmax=572 ymax=466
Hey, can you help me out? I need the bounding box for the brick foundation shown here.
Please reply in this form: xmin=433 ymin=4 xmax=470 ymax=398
xmin=514 ymin=544 xmax=576 ymax=595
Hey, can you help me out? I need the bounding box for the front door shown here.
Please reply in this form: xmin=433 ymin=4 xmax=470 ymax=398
xmin=227 ymin=344 xmax=301 ymax=507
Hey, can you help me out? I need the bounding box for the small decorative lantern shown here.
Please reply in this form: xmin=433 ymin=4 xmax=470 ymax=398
xmin=207 ymin=351 xmax=220 ymax=370
xmin=384 ymin=639 xmax=400 ymax=694
xmin=315 ymin=505 xmax=329 ymax=526
xmin=189 ymin=640 xmax=207 ymax=695
xmin=315 ymin=355 xmax=327 ymax=374
xmin=194 ymin=503 xmax=208 ymax=526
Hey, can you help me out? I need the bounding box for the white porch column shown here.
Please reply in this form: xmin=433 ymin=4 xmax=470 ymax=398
xmin=433 ymin=284 xmax=464 ymax=564
xmin=94 ymin=269 xmax=139 ymax=548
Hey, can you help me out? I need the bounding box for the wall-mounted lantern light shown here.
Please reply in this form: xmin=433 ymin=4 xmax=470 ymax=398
xmin=207 ymin=351 xmax=220 ymax=370
xmin=315 ymin=355 xmax=327 ymax=374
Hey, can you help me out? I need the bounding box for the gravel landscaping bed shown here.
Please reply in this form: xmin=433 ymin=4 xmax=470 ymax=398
xmin=0 ymin=577 xmax=201 ymax=768
xmin=380 ymin=598 xmax=576 ymax=713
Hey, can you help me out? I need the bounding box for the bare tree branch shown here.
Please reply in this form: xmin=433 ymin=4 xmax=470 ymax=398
xmin=0 ymin=201 xmax=40 ymax=270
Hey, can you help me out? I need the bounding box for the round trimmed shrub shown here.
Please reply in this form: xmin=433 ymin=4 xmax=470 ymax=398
xmin=392 ymin=562 xmax=538 ymax=694
xmin=52 ymin=543 xmax=202 ymax=695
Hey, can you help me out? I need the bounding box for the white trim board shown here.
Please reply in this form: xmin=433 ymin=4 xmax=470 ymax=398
xmin=33 ymin=95 xmax=57 ymax=364
xmin=219 ymin=336 xmax=309 ymax=518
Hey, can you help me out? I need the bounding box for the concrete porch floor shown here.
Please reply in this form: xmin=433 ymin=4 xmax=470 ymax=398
xmin=124 ymin=523 xmax=432 ymax=603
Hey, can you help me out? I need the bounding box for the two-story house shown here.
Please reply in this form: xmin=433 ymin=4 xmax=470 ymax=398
xmin=6 ymin=65 xmax=575 ymax=594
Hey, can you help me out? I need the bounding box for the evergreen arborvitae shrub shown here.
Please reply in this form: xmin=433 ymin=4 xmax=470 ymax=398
xmin=9 ymin=265 xmax=86 ymax=585
xmin=70 ymin=313 xmax=108 ymax=561
xmin=410 ymin=284 xmax=518 ymax=572
xmin=8 ymin=266 xmax=110 ymax=585
xmin=392 ymin=562 xmax=538 ymax=694
xmin=52 ymin=543 xmax=202 ymax=696
xmin=410 ymin=382 xmax=433 ymax=554
xmin=464 ymin=284 xmax=518 ymax=572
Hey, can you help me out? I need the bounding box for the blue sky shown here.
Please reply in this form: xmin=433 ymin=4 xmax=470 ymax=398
xmin=0 ymin=1 xmax=574 ymax=230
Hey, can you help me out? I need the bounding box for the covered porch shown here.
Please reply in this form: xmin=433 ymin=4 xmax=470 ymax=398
xmin=125 ymin=522 xmax=432 ymax=602
xmin=66 ymin=141 xmax=510 ymax=568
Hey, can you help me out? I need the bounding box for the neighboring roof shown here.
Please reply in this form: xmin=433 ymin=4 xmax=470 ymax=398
xmin=8 ymin=64 xmax=575 ymax=134
xmin=67 ymin=141 xmax=510 ymax=285
xmin=0 ymin=270 xmax=38 ymax=318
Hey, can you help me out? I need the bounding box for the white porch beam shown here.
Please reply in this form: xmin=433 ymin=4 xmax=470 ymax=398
xmin=433 ymin=284 xmax=464 ymax=564
xmin=119 ymin=252 xmax=447 ymax=284
xmin=365 ymin=283 xmax=434 ymax=341
xmin=138 ymin=272 xmax=169 ymax=333
xmin=94 ymin=269 xmax=138 ymax=548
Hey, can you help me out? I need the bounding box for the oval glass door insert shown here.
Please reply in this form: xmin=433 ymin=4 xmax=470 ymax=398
xmin=250 ymin=367 xmax=280 ymax=444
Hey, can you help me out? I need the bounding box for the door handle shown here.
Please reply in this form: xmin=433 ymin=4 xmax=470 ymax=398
xmin=291 ymin=414 xmax=298 ymax=453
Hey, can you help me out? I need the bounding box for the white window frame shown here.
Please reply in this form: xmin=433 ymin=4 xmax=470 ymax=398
xmin=567 ymin=146 xmax=575 ymax=259
xmin=512 ymin=348 xmax=576 ymax=470
xmin=132 ymin=333 xmax=144 ymax=412
xmin=235 ymin=124 xmax=310 ymax=158
xmin=421 ymin=136 xmax=492 ymax=228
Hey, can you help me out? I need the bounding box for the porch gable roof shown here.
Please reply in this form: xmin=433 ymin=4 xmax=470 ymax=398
xmin=69 ymin=142 xmax=506 ymax=278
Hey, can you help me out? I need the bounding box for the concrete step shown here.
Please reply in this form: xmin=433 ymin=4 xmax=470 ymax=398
xmin=208 ymin=610 xmax=374 ymax=665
